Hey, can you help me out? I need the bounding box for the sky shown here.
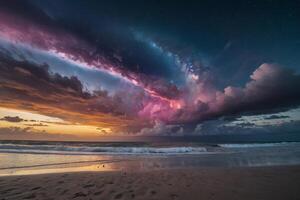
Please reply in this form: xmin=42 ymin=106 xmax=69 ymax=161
xmin=0 ymin=0 xmax=300 ymax=141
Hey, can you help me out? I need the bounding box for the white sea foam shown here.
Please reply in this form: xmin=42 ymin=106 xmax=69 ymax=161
xmin=219 ymin=142 xmax=300 ymax=148
xmin=0 ymin=144 xmax=207 ymax=155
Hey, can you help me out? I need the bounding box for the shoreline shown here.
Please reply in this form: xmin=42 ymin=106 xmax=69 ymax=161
xmin=1 ymin=165 xmax=300 ymax=200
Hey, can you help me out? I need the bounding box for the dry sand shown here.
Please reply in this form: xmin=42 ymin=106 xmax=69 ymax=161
xmin=0 ymin=166 xmax=300 ymax=200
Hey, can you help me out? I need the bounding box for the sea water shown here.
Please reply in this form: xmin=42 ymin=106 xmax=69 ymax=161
xmin=0 ymin=140 xmax=299 ymax=176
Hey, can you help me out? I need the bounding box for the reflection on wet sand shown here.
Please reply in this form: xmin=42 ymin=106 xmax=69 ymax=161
xmin=0 ymin=163 xmax=117 ymax=176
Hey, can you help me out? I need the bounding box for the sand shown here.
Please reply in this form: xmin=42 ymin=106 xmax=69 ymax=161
xmin=0 ymin=166 xmax=300 ymax=200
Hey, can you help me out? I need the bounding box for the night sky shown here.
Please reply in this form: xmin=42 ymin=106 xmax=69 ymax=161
xmin=0 ymin=0 xmax=300 ymax=140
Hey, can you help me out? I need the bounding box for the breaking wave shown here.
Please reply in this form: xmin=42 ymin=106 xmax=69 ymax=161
xmin=219 ymin=142 xmax=300 ymax=148
xmin=0 ymin=143 xmax=207 ymax=155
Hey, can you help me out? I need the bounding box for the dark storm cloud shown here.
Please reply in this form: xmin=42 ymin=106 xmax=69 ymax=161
xmin=214 ymin=64 xmax=300 ymax=117
xmin=136 ymin=121 xmax=184 ymax=136
xmin=193 ymin=119 xmax=300 ymax=136
xmin=0 ymin=54 xmax=91 ymax=99
xmin=24 ymin=123 xmax=48 ymax=127
xmin=0 ymin=54 xmax=140 ymax=129
xmin=235 ymin=122 xmax=255 ymax=127
xmin=4 ymin=0 xmax=300 ymax=86
xmin=0 ymin=116 xmax=24 ymax=123
xmin=264 ymin=115 xmax=290 ymax=120
xmin=168 ymin=63 xmax=300 ymax=124
xmin=0 ymin=126 xmax=33 ymax=134
xmin=38 ymin=0 xmax=300 ymax=82
xmin=237 ymin=65 xmax=296 ymax=115
xmin=0 ymin=2 xmax=183 ymax=101
xmin=0 ymin=0 xmax=181 ymax=80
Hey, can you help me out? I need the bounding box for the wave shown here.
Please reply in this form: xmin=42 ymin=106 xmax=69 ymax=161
xmin=0 ymin=144 xmax=207 ymax=155
xmin=219 ymin=142 xmax=300 ymax=148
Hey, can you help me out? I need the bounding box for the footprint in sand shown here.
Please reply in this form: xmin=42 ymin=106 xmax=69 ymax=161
xmin=94 ymin=191 xmax=103 ymax=196
xmin=72 ymin=192 xmax=87 ymax=199
xmin=23 ymin=193 xmax=36 ymax=199
xmin=60 ymin=189 xmax=69 ymax=195
xmin=14 ymin=178 xmax=22 ymax=182
xmin=114 ymin=193 xmax=123 ymax=199
xmin=109 ymin=190 xmax=116 ymax=194
xmin=83 ymin=184 xmax=95 ymax=188
xmin=150 ymin=190 xmax=157 ymax=195
xmin=170 ymin=194 xmax=179 ymax=199
xmin=31 ymin=187 xmax=41 ymax=191
xmin=2 ymin=188 xmax=16 ymax=194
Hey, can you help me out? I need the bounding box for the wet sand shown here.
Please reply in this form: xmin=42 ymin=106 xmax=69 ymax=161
xmin=0 ymin=166 xmax=300 ymax=200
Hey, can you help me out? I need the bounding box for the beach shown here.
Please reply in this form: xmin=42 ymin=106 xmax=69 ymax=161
xmin=1 ymin=166 xmax=300 ymax=200
xmin=0 ymin=141 xmax=300 ymax=200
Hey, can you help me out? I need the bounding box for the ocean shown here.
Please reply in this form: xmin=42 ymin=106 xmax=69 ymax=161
xmin=0 ymin=140 xmax=300 ymax=176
